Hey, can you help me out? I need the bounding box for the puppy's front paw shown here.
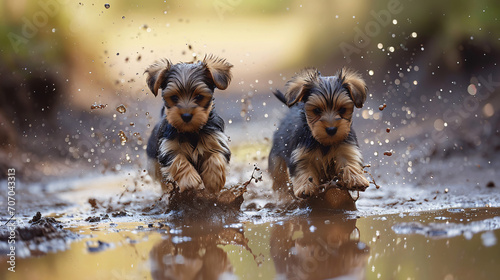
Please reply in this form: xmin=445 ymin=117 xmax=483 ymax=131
xmin=200 ymin=154 xmax=228 ymax=193
xmin=293 ymin=178 xmax=318 ymax=199
xmin=177 ymin=172 xmax=205 ymax=192
xmin=202 ymin=176 xmax=225 ymax=194
xmin=341 ymin=169 xmax=370 ymax=191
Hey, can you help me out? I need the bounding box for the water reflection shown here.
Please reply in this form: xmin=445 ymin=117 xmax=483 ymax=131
xmin=150 ymin=222 xmax=248 ymax=280
xmin=270 ymin=216 xmax=369 ymax=280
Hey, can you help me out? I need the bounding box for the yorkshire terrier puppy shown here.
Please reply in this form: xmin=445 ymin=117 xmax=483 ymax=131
xmin=269 ymin=67 xmax=370 ymax=200
xmin=145 ymin=55 xmax=232 ymax=194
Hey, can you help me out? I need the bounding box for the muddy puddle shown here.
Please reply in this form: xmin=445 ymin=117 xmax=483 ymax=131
xmin=1 ymin=203 xmax=499 ymax=280
xmin=1 ymin=143 xmax=499 ymax=280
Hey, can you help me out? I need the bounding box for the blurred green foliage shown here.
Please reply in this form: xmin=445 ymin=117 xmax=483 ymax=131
xmin=2 ymin=0 xmax=500 ymax=68
xmin=0 ymin=1 xmax=69 ymax=68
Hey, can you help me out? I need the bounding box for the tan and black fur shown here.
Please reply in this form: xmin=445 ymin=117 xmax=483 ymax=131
xmin=269 ymin=68 xmax=369 ymax=201
xmin=145 ymin=55 xmax=232 ymax=194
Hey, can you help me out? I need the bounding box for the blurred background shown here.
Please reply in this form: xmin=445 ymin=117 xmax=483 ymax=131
xmin=0 ymin=0 xmax=499 ymax=189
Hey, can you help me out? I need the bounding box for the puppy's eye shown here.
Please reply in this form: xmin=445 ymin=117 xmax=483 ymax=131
xmin=194 ymin=94 xmax=204 ymax=102
xmin=313 ymin=108 xmax=322 ymax=115
xmin=170 ymin=96 xmax=179 ymax=103
xmin=338 ymin=107 xmax=346 ymax=115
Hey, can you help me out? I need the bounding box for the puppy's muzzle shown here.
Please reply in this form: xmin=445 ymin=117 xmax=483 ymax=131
xmin=181 ymin=113 xmax=193 ymax=123
xmin=325 ymin=126 xmax=337 ymax=136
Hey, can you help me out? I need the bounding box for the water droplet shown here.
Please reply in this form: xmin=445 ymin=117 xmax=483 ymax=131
xmin=91 ymin=103 xmax=107 ymax=110
xmin=483 ymin=103 xmax=494 ymax=117
xmin=433 ymin=119 xmax=444 ymax=131
xmin=481 ymin=231 xmax=497 ymax=247
xmin=467 ymin=84 xmax=477 ymax=95
xmin=104 ymin=3 xmax=110 ymax=9
xmin=411 ymin=32 xmax=417 ymax=38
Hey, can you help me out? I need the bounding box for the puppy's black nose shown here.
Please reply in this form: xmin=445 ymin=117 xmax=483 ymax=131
xmin=181 ymin=113 xmax=193 ymax=123
xmin=326 ymin=126 xmax=337 ymax=136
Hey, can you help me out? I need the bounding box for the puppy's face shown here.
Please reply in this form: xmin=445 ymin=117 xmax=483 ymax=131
xmin=161 ymin=64 xmax=215 ymax=133
xmin=145 ymin=55 xmax=232 ymax=133
xmin=284 ymin=68 xmax=367 ymax=146
xmin=304 ymin=83 xmax=355 ymax=145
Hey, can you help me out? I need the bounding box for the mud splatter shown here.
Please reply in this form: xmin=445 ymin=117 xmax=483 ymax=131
xmin=116 ymin=104 xmax=127 ymax=114
xmin=0 ymin=212 xmax=79 ymax=258
xmin=90 ymin=103 xmax=107 ymax=110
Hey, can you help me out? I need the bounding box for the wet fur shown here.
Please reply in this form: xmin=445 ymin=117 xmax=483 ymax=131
xmin=145 ymin=55 xmax=232 ymax=193
xmin=269 ymin=68 xmax=369 ymax=200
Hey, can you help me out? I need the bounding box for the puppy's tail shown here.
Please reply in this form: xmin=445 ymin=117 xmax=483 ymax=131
xmin=273 ymin=89 xmax=288 ymax=105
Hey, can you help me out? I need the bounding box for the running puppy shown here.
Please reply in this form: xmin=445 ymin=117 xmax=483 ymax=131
xmin=145 ymin=55 xmax=232 ymax=194
xmin=268 ymin=68 xmax=369 ymax=199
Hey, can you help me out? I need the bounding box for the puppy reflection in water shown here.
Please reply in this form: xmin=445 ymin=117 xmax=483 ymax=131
xmin=270 ymin=217 xmax=369 ymax=280
xmin=149 ymin=224 xmax=253 ymax=280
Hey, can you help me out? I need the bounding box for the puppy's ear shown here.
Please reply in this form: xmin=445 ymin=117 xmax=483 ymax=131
xmin=285 ymin=68 xmax=320 ymax=107
xmin=203 ymin=54 xmax=233 ymax=90
xmin=145 ymin=59 xmax=172 ymax=96
xmin=340 ymin=68 xmax=367 ymax=108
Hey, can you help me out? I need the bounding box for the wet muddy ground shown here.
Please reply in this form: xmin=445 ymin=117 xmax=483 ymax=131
xmin=1 ymin=140 xmax=499 ymax=280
